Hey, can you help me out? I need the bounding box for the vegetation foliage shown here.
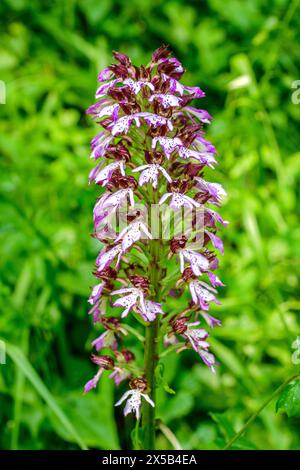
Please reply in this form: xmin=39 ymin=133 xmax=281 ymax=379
xmin=0 ymin=0 xmax=299 ymax=450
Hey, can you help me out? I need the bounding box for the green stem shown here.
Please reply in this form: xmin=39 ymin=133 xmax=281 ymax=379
xmin=158 ymin=420 xmax=182 ymax=450
xmin=142 ymin=187 xmax=161 ymax=450
xmin=223 ymin=373 xmax=299 ymax=450
xmin=143 ymin=316 xmax=159 ymax=449
xmin=11 ymin=330 xmax=29 ymax=450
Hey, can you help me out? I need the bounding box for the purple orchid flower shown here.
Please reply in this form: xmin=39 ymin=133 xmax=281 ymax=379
xmin=96 ymin=244 xmax=123 ymax=272
xmin=88 ymin=282 xmax=104 ymax=306
xmin=115 ymin=388 xmax=154 ymax=420
xmin=148 ymin=93 xmax=182 ymax=108
xmin=84 ymin=355 xmax=114 ymax=393
xmin=179 ymin=248 xmax=210 ymax=276
xmin=132 ymin=164 xmax=172 ymax=188
xmin=85 ymin=47 xmax=226 ymax=419
xmin=89 ymin=160 xmax=125 ymax=186
xmin=208 ymin=272 xmax=225 ymax=288
xmin=159 ymin=192 xmax=200 ymax=210
xmin=115 ymin=220 xmax=152 ymax=252
xmin=90 ymin=131 xmax=114 ymax=160
xmin=152 ymin=136 xmax=182 ymax=158
xmin=195 ymin=177 xmax=227 ymax=205
xmin=183 ymin=322 xmax=217 ymax=373
xmin=140 ymin=300 xmax=164 ymax=322
xmin=189 ymin=280 xmax=221 ymax=311
xmin=123 ymin=78 xmax=154 ymax=94
xmin=111 ymin=287 xmax=146 ymax=318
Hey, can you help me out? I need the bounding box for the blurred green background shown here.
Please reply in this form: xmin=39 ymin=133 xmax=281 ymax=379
xmin=0 ymin=0 xmax=300 ymax=450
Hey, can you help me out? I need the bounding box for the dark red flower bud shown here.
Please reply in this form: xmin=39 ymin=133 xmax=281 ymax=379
xmin=144 ymin=150 xmax=164 ymax=165
xmin=151 ymin=44 xmax=171 ymax=63
xmin=130 ymin=377 xmax=148 ymax=392
xmin=185 ymin=164 xmax=204 ymax=178
xmin=121 ymin=349 xmax=135 ymax=362
xmin=180 ymin=94 xmax=195 ymax=107
xmin=134 ymin=65 xmax=151 ymax=81
xmin=170 ymin=316 xmax=189 ymax=334
xmin=129 ymin=275 xmax=149 ymax=290
xmin=99 ymin=117 xmax=113 ymax=129
xmin=147 ymin=124 xmax=168 ymax=138
xmin=103 ymin=280 xmax=115 ymax=293
xmin=201 ymin=249 xmax=217 ymax=269
xmin=105 ymin=172 xmax=135 ymax=191
xmin=182 ymin=267 xmax=196 ymax=282
xmin=119 ymin=101 xmax=141 ymax=115
xmin=112 ymin=51 xmax=132 ymax=67
xmin=108 ymin=86 xmax=134 ymax=102
xmin=167 ymin=179 xmax=190 ymax=193
xmin=126 ymin=209 xmax=143 ymax=223
xmin=177 ymin=124 xmax=202 ymax=146
xmin=170 ymin=236 xmax=187 ymax=253
xmin=91 ymin=354 xmax=114 ymax=369
xmin=109 ymin=63 xmax=129 ymax=79
xmin=95 ymin=267 xmax=117 ymax=281
xmin=195 ymin=190 xmax=211 ymax=204
xmin=151 ymin=75 xmax=162 ymax=90
xmin=101 ymin=316 xmax=121 ymax=330
xmin=157 ymin=58 xmax=185 ymax=80
xmin=106 ymin=144 xmax=131 ymax=162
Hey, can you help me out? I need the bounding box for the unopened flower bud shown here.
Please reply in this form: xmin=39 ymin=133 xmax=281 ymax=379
xmin=130 ymin=377 xmax=148 ymax=392
xmin=170 ymin=236 xmax=187 ymax=253
xmin=90 ymin=354 xmax=114 ymax=370
xmin=171 ymin=316 xmax=189 ymax=334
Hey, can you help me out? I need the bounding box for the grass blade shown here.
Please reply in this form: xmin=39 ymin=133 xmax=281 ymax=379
xmin=3 ymin=340 xmax=88 ymax=450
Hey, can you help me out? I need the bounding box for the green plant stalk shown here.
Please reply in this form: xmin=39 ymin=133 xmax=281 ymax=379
xmin=11 ymin=330 xmax=29 ymax=450
xmin=142 ymin=187 xmax=161 ymax=450
xmin=223 ymin=372 xmax=300 ymax=449
xmin=158 ymin=421 xmax=182 ymax=450
xmin=142 ymin=315 xmax=159 ymax=449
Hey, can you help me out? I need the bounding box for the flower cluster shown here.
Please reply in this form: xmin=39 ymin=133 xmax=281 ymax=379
xmin=85 ymin=46 xmax=226 ymax=420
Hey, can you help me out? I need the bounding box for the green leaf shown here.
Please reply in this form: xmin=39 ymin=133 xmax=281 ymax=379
xmin=159 ymin=391 xmax=193 ymax=422
xmin=131 ymin=419 xmax=142 ymax=450
xmin=276 ymin=380 xmax=300 ymax=418
xmin=155 ymin=362 xmax=175 ymax=395
xmin=4 ymin=341 xmax=88 ymax=450
xmin=210 ymin=412 xmax=235 ymax=438
xmin=210 ymin=413 xmax=257 ymax=450
xmin=49 ymin=379 xmax=120 ymax=449
xmin=163 ymin=383 xmax=176 ymax=395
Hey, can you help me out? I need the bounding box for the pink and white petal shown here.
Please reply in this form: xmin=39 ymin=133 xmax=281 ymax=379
xmin=208 ymin=272 xmax=225 ymax=287
xmin=121 ymin=226 xmax=142 ymax=252
xmin=179 ymin=251 xmax=185 ymax=273
xmin=189 ymin=283 xmax=198 ymax=304
xmin=115 ymin=390 xmax=132 ymax=407
xmin=132 ymin=164 xmax=149 ymax=173
xmin=138 ymin=169 xmax=152 ymax=187
xmin=183 ymin=195 xmax=200 ymax=208
xmin=140 ymin=223 xmax=153 ymax=240
xmin=159 ymin=166 xmax=172 ymax=183
xmin=159 ymin=193 xmax=171 ymax=205
xmin=206 ymin=231 xmax=224 ymax=255
xmin=98 ymin=68 xmax=114 ymax=82
xmin=129 ymin=190 xmax=135 ymax=207
xmin=141 ymin=393 xmax=155 ymax=407
xmin=111 ymin=287 xmax=134 ymax=296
